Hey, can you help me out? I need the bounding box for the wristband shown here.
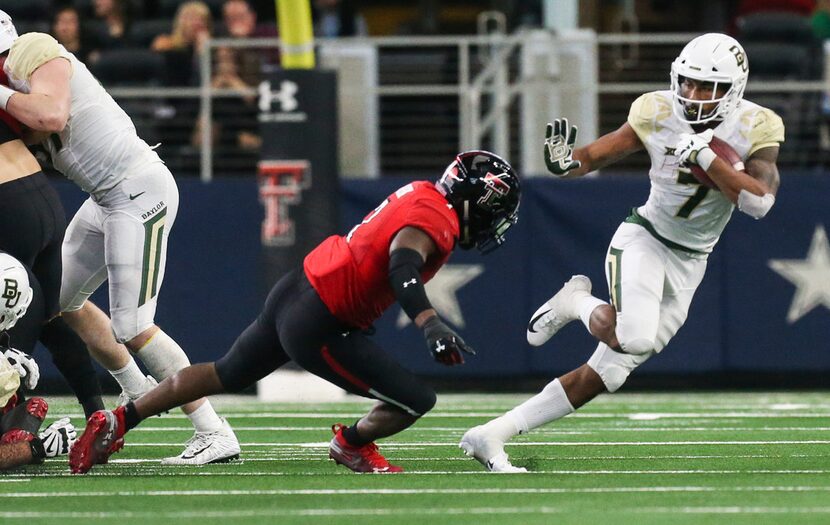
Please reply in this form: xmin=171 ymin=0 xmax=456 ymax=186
xmin=695 ymin=147 xmax=717 ymax=172
xmin=0 ymin=84 xmax=15 ymax=111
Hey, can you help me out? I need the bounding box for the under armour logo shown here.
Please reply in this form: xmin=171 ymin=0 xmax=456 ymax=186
xmin=435 ymin=342 xmax=445 ymax=352
xmin=1 ymin=278 xmax=20 ymax=307
xmin=402 ymin=278 xmax=417 ymax=288
xmin=258 ymin=80 xmax=299 ymax=113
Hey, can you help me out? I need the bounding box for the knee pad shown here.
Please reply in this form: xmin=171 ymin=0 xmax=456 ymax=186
xmin=135 ymin=330 xmax=192 ymax=381
xmin=619 ymin=337 xmax=655 ymax=356
xmin=587 ymin=343 xmax=650 ymax=393
xmin=111 ymin=315 xmax=154 ymax=345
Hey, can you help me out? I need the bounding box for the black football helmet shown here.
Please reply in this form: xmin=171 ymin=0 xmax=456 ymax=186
xmin=437 ymin=150 xmax=521 ymax=254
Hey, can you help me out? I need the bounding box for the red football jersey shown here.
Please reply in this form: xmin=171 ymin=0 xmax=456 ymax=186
xmin=304 ymin=181 xmax=459 ymax=329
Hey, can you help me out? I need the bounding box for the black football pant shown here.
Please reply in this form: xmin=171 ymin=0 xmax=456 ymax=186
xmin=0 ymin=174 xmax=102 ymax=413
xmin=216 ymin=270 xmax=436 ymax=417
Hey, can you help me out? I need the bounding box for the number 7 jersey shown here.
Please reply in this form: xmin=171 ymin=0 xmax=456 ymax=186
xmin=304 ymin=181 xmax=459 ymax=329
xmin=627 ymin=90 xmax=784 ymax=254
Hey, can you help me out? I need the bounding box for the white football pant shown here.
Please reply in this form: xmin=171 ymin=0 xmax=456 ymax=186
xmin=60 ymin=162 xmax=179 ymax=343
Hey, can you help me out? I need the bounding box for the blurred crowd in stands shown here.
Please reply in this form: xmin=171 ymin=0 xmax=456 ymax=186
xmin=4 ymin=0 xmax=829 ymax=176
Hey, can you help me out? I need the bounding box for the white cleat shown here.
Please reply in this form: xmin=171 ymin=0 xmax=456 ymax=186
xmin=459 ymin=425 xmax=527 ymax=473
xmin=527 ymin=275 xmax=592 ymax=347
xmin=117 ymin=375 xmax=158 ymax=406
xmin=161 ymin=419 xmax=241 ymax=465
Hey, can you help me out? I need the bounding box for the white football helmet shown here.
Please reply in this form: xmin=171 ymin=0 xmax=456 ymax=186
xmin=0 ymin=253 xmax=33 ymax=332
xmin=0 ymin=10 xmax=17 ymax=55
xmin=670 ymin=33 xmax=749 ymax=124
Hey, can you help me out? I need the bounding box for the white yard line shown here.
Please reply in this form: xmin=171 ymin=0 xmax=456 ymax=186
xmin=2 ymin=506 xmax=830 ymax=519
xmin=115 ymin=439 xmax=830 ymax=447
xmin=6 ymin=486 xmax=830 ymax=498
xmin=47 ymin=411 xmax=830 ymax=420
xmin=128 ymin=425 xmax=830 ymax=432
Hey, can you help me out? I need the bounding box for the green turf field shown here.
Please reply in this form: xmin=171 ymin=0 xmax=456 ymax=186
xmin=2 ymin=392 xmax=829 ymax=524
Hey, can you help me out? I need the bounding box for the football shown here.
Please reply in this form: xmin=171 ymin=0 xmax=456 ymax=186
xmin=689 ymin=136 xmax=745 ymax=190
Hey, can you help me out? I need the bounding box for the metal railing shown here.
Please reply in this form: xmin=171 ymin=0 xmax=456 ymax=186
xmin=103 ymin=32 xmax=828 ymax=181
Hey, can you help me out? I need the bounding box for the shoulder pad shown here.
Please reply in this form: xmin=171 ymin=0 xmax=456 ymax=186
xmin=7 ymin=32 xmax=62 ymax=83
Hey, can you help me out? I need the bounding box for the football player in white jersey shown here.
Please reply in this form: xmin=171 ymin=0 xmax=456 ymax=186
xmin=459 ymin=33 xmax=784 ymax=472
xmin=0 ymin=10 xmax=240 ymax=465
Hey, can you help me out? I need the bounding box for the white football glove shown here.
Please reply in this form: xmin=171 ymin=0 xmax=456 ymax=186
xmin=39 ymin=417 xmax=77 ymax=458
xmin=543 ymin=118 xmax=581 ymax=177
xmin=3 ymin=347 xmax=39 ymax=390
xmin=675 ymin=129 xmax=716 ymax=170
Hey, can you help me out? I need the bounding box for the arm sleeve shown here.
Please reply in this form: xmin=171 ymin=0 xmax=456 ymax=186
xmin=388 ymin=248 xmax=434 ymax=321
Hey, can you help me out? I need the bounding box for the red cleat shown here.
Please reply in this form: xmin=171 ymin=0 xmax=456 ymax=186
xmin=328 ymin=423 xmax=403 ymax=473
xmin=69 ymin=410 xmax=125 ymax=474
xmin=0 ymin=397 xmax=49 ymax=443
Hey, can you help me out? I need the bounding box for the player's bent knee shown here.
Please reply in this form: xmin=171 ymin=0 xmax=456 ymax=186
xmin=588 ymin=360 xmax=631 ymax=393
xmin=587 ymin=343 xmax=651 ymax=393
xmin=619 ymin=336 xmax=654 ymax=356
xmin=417 ymin=388 xmax=437 ymax=415
xmin=395 ymin=385 xmax=436 ymax=417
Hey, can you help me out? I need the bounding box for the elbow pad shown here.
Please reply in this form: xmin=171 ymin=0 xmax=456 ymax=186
xmin=389 ymin=248 xmax=433 ymax=321
xmin=737 ymin=189 xmax=775 ymax=220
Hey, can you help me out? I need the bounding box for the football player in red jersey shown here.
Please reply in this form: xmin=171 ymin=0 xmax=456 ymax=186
xmin=70 ymin=150 xmax=522 ymax=474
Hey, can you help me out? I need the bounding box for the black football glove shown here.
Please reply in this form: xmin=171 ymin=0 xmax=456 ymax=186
xmin=421 ymin=316 xmax=475 ymax=366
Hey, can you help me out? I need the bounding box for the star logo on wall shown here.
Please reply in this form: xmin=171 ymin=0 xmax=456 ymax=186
xmin=768 ymin=225 xmax=830 ymax=324
xmin=396 ymin=264 xmax=484 ymax=329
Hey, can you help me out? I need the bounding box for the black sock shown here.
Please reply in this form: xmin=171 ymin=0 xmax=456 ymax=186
xmin=342 ymin=419 xmax=370 ymax=447
xmin=123 ymin=402 xmax=142 ymax=431
xmin=40 ymin=317 xmax=103 ymax=403
xmin=81 ymin=397 xmax=105 ymax=419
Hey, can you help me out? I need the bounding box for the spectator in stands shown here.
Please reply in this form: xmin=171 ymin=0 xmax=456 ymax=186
xmin=192 ymin=46 xmax=260 ymax=152
xmin=51 ymin=6 xmax=96 ymax=63
xmin=220 ymin=0 xmax=272 ymax=84
xmin=152 ymin=0 xmax=213 ymax=85
xmin=91 ymin=0 xmax=132 ymax=49
xmin=312 ymin=0 xmax=368 ymax=37
xmin=812 ymin=0 xmax=830 ymax=39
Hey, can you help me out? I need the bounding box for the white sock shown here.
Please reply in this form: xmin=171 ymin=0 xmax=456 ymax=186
xmin=577 ymin=295 xmax=608 ymax=335
xmin=185 ymin=400 xmax=224 ymax=433
xmin=499 ymin=379 xmax=575 ymax=437
xmin=110 ymin=358 xmax=148 ymax=394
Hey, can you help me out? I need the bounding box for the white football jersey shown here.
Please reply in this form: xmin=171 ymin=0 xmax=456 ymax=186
xmin=4 ymin=33 xmax=161 ymax=197
xmin=627 ymin=90 xmax=784 ymax=254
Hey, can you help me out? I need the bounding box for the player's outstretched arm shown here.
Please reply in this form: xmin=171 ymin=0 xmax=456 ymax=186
xmin=547 ymin=121 xmax=643 ymax=178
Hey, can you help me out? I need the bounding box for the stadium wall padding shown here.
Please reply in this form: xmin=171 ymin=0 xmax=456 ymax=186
xmin=38 ymin=172 xmax=830 ymax=385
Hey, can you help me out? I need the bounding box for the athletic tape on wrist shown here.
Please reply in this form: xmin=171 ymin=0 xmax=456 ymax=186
xmin=695 ymin=147 xmax=717 ymax=171
xmin=0 ymin=85 xmax=15 ymax=111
